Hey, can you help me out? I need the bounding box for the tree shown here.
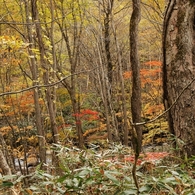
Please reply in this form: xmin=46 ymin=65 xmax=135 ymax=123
xmin=55 ymin=0 xmax=86 ymax=148
xmin=130 ymin=0 xmax=141 ymax=190
xmin=24 ymin=0 xmax=46 ymax=163
xmin=31 ymin=0 xmax=59 ymax=144
xmin=95 ymin=0 xmax=119 ymax=142
xmin=111 ymin=12 xmax=129 ymax=145
xmin=163 ymin=0 xmax=195 ymax=156
xmin=0 ymin=149 xmax=11 ymax=175
xmin=130 ymin=0 xmax=142 ymax=155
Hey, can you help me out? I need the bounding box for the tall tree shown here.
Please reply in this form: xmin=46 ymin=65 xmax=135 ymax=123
xmin=111 ymin=10 xmax=129 ymax=145
xmin=97 ymin=0 xmax=119 ymax=142
xmin=130 ymin=0 xmax=141 ymax=190
xmin=163 ymin=0 xmax=195 ymax=156
xmin=130 ymin=0 xmax=142 ymax=156
xmin=32 ymin=0 xmax=59 ymax=144
xmin=103 ymin=0 xmax=114 ymax=84
xmin=55 ymin=0 xmax=85 ymax=148
xmin=24 ymin=0 xmax=46 ymax=163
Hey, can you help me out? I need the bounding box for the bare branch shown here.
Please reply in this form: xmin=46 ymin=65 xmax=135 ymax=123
xmin=131 ymin=78 xmax=195 ymax=126
xmin=0 ymin=68 xmax=98 ymax=97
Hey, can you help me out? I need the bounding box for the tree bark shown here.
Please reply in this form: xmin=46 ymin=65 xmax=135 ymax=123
xmin=130 ymin=0 xmax=141 ymax=190
xmin=130 ymin=0 xmax=142 ymax=155
xmin=24 ymin=0 xmax=46 ymax=163
xmin=32 ymin=0 xmax=59 ymax=144
xmin=56 ymin=0 xmax=84 ymax=148
xmin=111 ymin=15 xmax=129 ymax=145
xmin=0 ymin=149 xmax=11 ymax=175
xmin=103 ymin=0 xmax=114 ymax=84
xmin=163 ymin=0 xmax=195 ymax=156
xmin=96 ymin=42 xmax=113 ymax=141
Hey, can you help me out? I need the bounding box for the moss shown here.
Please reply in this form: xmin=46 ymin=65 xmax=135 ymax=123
xmin=177 ymin=8 xmax=185 ymax=27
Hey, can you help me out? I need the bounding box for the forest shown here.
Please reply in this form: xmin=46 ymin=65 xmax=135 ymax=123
xmin=0 ymin=0 xmax=195 ymax=194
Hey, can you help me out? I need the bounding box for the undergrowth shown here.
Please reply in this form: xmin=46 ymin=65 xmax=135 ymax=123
xmin=0 ymin=144 xmax=195 ymax=195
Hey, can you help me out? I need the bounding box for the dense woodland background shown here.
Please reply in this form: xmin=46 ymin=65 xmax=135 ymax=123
xmin=0 ymin=0 xmax=164 ymax=150
xmin=1 ymin=0 xmax=195 ymax=194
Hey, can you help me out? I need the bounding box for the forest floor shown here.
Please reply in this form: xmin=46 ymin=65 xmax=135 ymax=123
xmin=1 ymin=141 xmax=195 ymax=195
xmin=1 ymin=119 xmax=195 ymax=194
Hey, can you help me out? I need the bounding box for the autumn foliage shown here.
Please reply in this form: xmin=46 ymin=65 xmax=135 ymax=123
xmin=124 ymin=60 xmax=163 ymax=117
xmin=124 ymin=152 xmax=169 ymax=165
xmin=72 ymin=109 xmax=99 ymax=122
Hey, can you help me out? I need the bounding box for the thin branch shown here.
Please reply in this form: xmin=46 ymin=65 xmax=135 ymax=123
xmin=141 ymin=2 xmax=164 ymax=19
xmin=0 ymin=16 xmax=69 ymax=25
xmin=131 ymin=78 xmax=195 ymax=126
xmin=0 ymin=68 xmax=98 ymax=97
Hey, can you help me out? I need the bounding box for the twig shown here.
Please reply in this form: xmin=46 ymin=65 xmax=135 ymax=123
xmin=130 ymin=77 xmax=195 ymax=194
xmin=0 ymin=68 xmax=98 ymax=97
xmin=131 ymin=78 xmax=195 ymax=126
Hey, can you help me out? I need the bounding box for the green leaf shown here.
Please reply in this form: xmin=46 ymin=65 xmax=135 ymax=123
xmin=57 ymin=174 xmax=69 ymax=183
xmin=42 ymin=173 xmax=54 ymax=179
xmin=122 ymin=189 xmax=138 ymax=195
xmin=152 ymin=176 xmax=158 ymax=182
xmin=104 ymin=171 xmax=119 ymax=185
xmin=139 ymin=185 xmax=151 ymax=192
xmin=1 ymin=181 xmax=13 ymax=187
xmin=161 ymin=177 xmax=178 ymax=185
xmin=170 ymin=170 xmax=179 ymax=176
xmin=136 ymin=171 xmax=144 ymax=177
xmin=78 ymin=169 xmax=90 ymax=177
xmin=123 ymin=176 xmax=132 ymax=182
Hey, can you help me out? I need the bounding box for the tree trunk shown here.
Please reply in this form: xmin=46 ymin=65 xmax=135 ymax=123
xmin=103 ymin=0 xmax=114 ymax=84
xmin=24 ymin=0 xmax=46 ymax=163
xmin=32 ymin=0 xmax=59 ymax=144
xmin=56 ymin=0 xmax=85 ymax=148
xmin=98 ymin=0 xmax=119 ymax=142
xmin=130 ymin=0 xmax=142 ymax=190
xmin=111 ymin=15 xmax=129 ymax=145
xmin=130 ymin=0 xmax=142 ymax=155
xmin=163 ymin=0 xmax=195 ymax=156
xmin=96 ymin=40 xmax=113 ymax=141
xmin=0 ymin=149 xmax=11 ymax=175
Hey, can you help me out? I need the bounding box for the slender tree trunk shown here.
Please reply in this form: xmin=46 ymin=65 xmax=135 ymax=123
xmin=111 ymin=15 xmax=129 ymax=146
xmin=97 ymin=0 xmax=119 ymax=142
xmin=56 ymin=0 xmax=84 ymax=148
xmin=130 ymin=0 xmax=141 ymax=190
xmin=0 ymin=133 xmax=14 ymax=174
xmin=103 ymin=0 xmax=114 ymax=84
xmin=163 ymin=0 xmax=195 ymax=157
xmin=97 ymin=42 xmax=113 ymax=141
xmin=24 ymin=0 xmax=46 ymax=163
xmin=50 ymin=0 xmax=57 ymax=117
xmin=130 ymin=0 xmax=142 ymax=155
xmin=0 ymin=149 xmax=11 ymax=175
xmin=69 ymin=81 xmax=84 ymax=148
xmin=32 ymin=0 xmax=59 ymax=144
